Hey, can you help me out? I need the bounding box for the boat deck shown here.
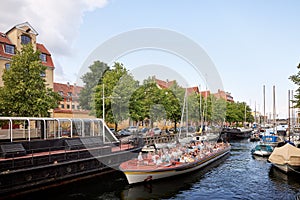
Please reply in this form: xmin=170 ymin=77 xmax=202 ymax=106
xmin=0 ymin=143 xmax=134 ymax=162
xmin=120 ymin=146 xmax=230 ymax=172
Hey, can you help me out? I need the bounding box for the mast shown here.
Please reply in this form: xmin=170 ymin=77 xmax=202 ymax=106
xmin=179 ymin=88 xmax=187 ymax=138
xmin=254 ymin=101 xmax=257 ymax=124
xmin=288 ymin=90 xmax=291 ymax=140
xmin=263 ymin=85 xmax=266 ymax=127
xmin=273 ymin=85 xmax=276 ymax=133
xmin=244 ymin=103 xmax=247 ymax=127
xmin=198 ymin=85 xmax=203 ymax=128
xmin=292 ymin=90 xmax=294 ymax=132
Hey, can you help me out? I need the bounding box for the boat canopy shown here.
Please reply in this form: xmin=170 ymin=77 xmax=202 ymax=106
xmin=268 ymin=143 xmax=300 ymax=166
xmin=0 ymin=117 xmax=118 ymax=143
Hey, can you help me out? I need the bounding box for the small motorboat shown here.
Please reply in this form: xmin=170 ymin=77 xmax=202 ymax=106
xmin=251 ymin=144 xmax=273 ymax=157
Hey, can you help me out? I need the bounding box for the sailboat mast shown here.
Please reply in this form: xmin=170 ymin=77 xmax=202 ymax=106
xmin=254 ymin=101 xmax=257 ymax=123
xmin=198 ymin=85 xmax=203 ymax=128
xmin=263 ymin=85 xmax=266 ymax=127
xmin=288 ymin=90 xmax=291 ymax=140
xmin=273 ymin=85 xmax=276 ymax=132
xmin=180 ymin=88 xmax=187 ymax=136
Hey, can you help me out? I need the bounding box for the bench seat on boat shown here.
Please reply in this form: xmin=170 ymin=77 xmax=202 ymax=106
xmin=0 ymin=143 xmax=26 ymax=158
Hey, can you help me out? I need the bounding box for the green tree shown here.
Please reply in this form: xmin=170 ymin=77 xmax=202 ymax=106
xmin=0 ymin=44 xmax=61 ymax=117
xmin=129 ymin=78 xmax=181 ymax=129
xmin=289 ymin=63 xmax=300 ymax=107
xmin=79 ymin=61 xmax=109 ymax=110
xmin=211 ymin=97 xmax=226 ymax=125
xmin=225 ymin=101 xmax=253 ymax=126
xmin=93 ymin=62 xmax=137 ymax=130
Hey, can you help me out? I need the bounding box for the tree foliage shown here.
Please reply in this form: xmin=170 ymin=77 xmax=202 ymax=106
xmin=225 ymin=101 xmax=254 ymax=125
xmin=129 ymin=77 xmax=181 ymax=128
xmin=93 ymin=62 xmax=138 ymax=130
xmin=289 ymin=63 xmax=300 ymax=108
xmin=79 ymin=61 xmax=109 ymax=110
xmin=0 ymin=44 xmax=61 ymax=117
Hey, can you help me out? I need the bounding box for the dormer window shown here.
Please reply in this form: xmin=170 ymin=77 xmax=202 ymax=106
xmin=21 ymin=35 xmax=31 ymax=45
xmin=5 ymin=44 xmax=15 ymax=54
xmin=40 ymin=53 xmax=47 ymax=62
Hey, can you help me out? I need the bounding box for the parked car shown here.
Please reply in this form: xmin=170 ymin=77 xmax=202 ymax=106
xmin=153 ymin=127 xmax=162 ymax=135
xmin=109 ymin=128 xmax=116 ymax=134
xmin=139 ymin=127 xmax=149 ymax=134
xmin=126 ymin=126 xmax=138 ymax=133
xmin=118 ymin=129 xmax=132 ymax=136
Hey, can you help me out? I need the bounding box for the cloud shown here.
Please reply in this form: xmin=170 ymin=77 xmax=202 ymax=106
xmin=1 ymin=0 xmax=107 ymax=55
xmin=0 ymin=0 xmax=108 ymax=82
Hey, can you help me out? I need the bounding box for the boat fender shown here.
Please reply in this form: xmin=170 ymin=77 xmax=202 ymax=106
xmin=144 ymin=175 xmax=152 ymax=182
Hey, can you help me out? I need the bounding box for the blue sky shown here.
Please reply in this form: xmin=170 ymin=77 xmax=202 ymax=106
xmin=1 ymin=0 xmax=300 ymax=118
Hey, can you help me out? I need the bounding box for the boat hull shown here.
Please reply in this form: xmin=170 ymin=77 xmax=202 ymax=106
xmin=120 ymin=146 xmax=230 ymax=184
xmin=251 ymin=150 xmax=272 ymax=157
xmin=271 ymin=163 xmax=300 ymax=173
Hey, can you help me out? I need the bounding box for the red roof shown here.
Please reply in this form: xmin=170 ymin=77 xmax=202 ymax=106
xmin=155 ymin=79 xmax=175 ymax=89
xmin=186 ymin=86 xmax=199 ymax=95
xmin=0 ymin=32 xmax=12 ymax=44
xmin=0 ymin=32 xmax=14 ymax=59
xmin=36 ymin=43 xmax=54 ymax=68
xmin=53 ymin=82 xmax=83 ymax=97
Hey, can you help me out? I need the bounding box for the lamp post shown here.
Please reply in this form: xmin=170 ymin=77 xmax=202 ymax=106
xmin=102 ymin=84 xmax=121 ymax=142
xmin=102 ymin=84 xmax=105 ymax=143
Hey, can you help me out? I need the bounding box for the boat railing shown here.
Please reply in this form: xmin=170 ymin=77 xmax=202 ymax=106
xmin=0 ymin=140 xmax=116 ymax=172
xmin=0 ymin=117 xmax=119 ymax=144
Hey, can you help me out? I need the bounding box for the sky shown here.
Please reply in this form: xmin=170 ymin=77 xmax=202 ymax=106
xmin=1 ymin=0 xmax=300 ymax=119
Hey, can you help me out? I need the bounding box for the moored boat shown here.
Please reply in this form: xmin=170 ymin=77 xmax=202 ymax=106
xmin=0 ymin=117 xmax=142 ymax=198
xmin=221 ymin=127 xmax=252 ymax=140
xmin=119 ymin=141 xmax=231 ymax=184
xmin=268 ymin=143 xmax=300 ymax=173
xmin=251 ymin=144 xmax=273 ymax=157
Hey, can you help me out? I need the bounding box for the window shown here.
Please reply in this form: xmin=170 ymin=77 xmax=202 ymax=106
xmin=72 ymin=105 xmax=75 ymax=109
xmin=67 ymin=92 xmax=72 ymax=97
xmin=59 ymin=91 xmax=63 ymax=96
xmin=77 ymin=105 xmax=81 ymax=110
xmin=67 ymin=104 xmax=70 ymax=109
xmin=61 ymin=104 xmax=65 ymax=109
xmin=21 ymin=35 xmax=31 ymax=44
xmin=5 ymin=44 xmax=15 ymax=54
xmin=39 ymin=53 xmax=47 ymax=62
xmin=5 ymin=63 xmax=10 ymax=70
xmin=40 ymin=70 xmax=46 ymax=77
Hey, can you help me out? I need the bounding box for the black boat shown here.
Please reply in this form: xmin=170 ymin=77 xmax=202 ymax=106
xmin=221 ymin=127 xmax=253 ymax=140
xmin=0 ymin=117 xmax=143 ymax=199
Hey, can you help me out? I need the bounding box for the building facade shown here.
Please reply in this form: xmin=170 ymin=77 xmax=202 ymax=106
xmin=53 ymin=82 xmax=93 ymax=118
xmin=0 ymin=22 xmax=54 ymax=88
xmin=155 ymin=78 xmax=234 ymax=102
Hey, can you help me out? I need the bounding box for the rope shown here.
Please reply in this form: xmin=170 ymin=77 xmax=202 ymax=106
xmin=287 ymin=165 xmax=300 ymax=174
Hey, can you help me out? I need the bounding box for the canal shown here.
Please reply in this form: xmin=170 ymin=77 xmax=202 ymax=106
xmin=13 ymin=140 xmax=300 ymax=200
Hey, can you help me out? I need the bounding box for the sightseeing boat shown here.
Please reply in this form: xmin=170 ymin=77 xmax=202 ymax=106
xmin=268 ymin=143 xmax=300 ymax=173
xmin=119 ymin=142 xmax=231 ymax=184
xmin=0 ymin=117 xmax=142 ymax=198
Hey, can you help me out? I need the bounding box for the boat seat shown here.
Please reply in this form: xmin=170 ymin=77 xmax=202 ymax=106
xmin=65 ymin=139 xmax=84 ymax=150
xmin=81 ymin=137 xmax=103 ymax=148
xmin=0 ymin=143 xmax=26 ymax=158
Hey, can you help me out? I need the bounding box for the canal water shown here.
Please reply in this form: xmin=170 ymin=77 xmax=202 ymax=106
xmin=15 ymin=140 xmax=300 ymax=200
